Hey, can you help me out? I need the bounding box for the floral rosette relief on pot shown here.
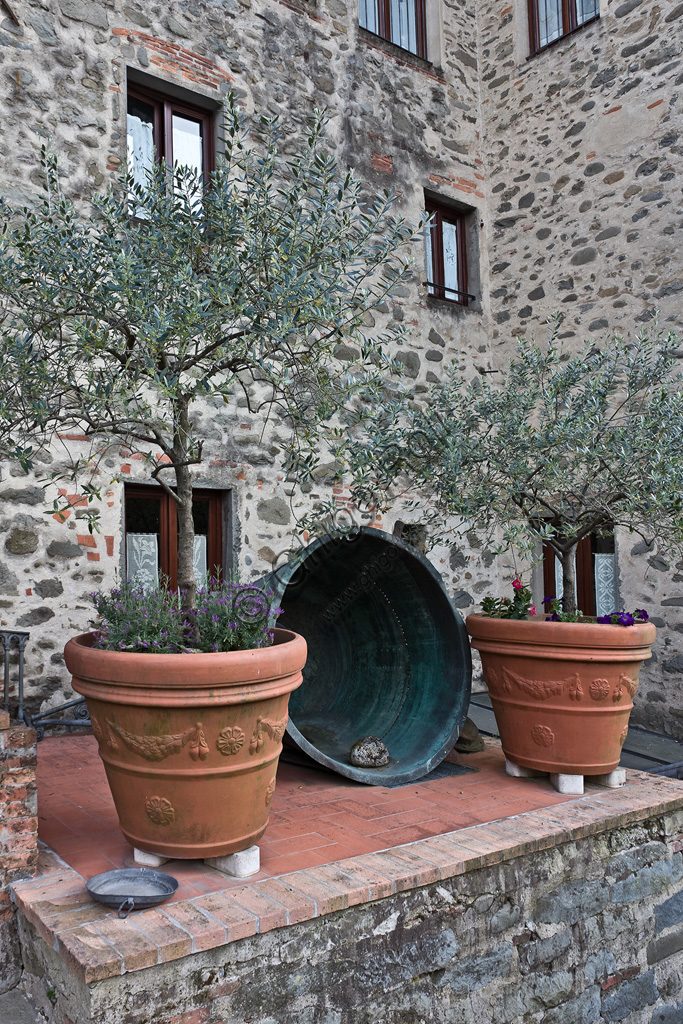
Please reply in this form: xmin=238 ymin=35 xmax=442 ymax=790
xmin=467 ymin=580 xmax=656 ymax=780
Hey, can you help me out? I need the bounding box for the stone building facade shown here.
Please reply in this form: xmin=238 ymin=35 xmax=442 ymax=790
xmin=0 ymin=0 xmax=681 ymax=735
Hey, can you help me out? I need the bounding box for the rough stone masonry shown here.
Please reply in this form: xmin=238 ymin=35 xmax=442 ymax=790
xmin=12 ymin=798 xmax=683 ymax=1023
xmin=0 ymin=0 xmax=680 ymax=734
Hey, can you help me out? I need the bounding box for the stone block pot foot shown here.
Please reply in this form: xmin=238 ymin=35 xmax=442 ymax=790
xmin=65 ymin=629 xmax=306 ymax=859
xmin=466 ymin=615 xmax=655 ymax=777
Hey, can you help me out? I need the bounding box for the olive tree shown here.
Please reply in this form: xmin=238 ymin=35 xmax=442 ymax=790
xmin=345 ymin=319 xmax=683 ymax=615
xmin=0 ymin=100 xmax=418 ymax=613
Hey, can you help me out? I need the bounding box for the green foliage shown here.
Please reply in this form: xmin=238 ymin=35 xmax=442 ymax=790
xmin=0 ymin=99 xmax=419 ymax=608
xmin=481 ymin=578 xmax=534 ymax=619
xmin=346 ymin=316 xmax=683 ymax=614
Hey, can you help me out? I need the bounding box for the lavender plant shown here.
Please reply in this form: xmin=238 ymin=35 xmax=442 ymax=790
xmin=91 ymin=578 xmax=282 ymax=654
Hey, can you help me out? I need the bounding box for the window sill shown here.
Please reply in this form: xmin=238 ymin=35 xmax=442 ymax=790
xmin=426 ymin=294 xmax=477 ymax=313
xmin=358 ymin=27 xmax=441 ymax=77
xmin=527 ymin=14 xmax=600 ymax=60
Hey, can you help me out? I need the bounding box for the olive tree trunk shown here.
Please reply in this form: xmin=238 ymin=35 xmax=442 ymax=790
xmin=173 ymin=395 xmax=197 ymax=620
xmin=560 ymin=545 xmax=578 ymax=617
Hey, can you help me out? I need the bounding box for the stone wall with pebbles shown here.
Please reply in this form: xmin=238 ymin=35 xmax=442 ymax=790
xmin=476 ymin=0 xmax=683 ymax=735
xmin=0 ymin=0 xmax=493 ymax=713
xmin=0 ymin=0 xmax=681 ymax=736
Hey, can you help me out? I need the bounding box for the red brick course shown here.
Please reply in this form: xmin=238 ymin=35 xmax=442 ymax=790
xmin=112 ymin=29 xmax=233 ymax=91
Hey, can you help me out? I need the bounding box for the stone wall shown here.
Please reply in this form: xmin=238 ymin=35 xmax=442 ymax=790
xmin=476 ymin=0 xmax=683 ymax=735
xmin=0 ymin=711 xmax=37 ymax=993
xmin=15 ymin=802 xmax=683 ymax=1023
xmin=0 ymin=0 xmax=680 ymax=734
xmin=0 ymin=0 xmax=496 ymax=715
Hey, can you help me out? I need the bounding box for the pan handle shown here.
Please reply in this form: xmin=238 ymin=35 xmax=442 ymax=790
xmin=117 ymin=897 xmax=135 ymax=919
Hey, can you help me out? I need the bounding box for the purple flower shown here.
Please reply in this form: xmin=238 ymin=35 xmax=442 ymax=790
xmin=618 ymin=612 xmax=635 ymax=626
xmin=634 ymin=609 xmax=649 ymax=621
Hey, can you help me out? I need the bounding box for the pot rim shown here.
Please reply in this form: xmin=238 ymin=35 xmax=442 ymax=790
xmin=65 ymin=627 xmax=307 ymax=690
xmin=466 ymin=612 xmax=656 ymax=650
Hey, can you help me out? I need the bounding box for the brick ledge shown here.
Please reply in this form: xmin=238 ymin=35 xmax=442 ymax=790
xmin=11 ymin=769 xmax=683 ymax=984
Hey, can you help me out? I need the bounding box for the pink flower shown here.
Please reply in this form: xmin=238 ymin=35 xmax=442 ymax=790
xmin=512 ymin=578 xmax=523 ymax=590
xmin=529 ymin=605 xmax=536 ymax=616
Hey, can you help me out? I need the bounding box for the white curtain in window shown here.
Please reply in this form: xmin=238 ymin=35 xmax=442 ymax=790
xmin=425 ymin=221 xmax=435 ymax=295
xmin=172 ymin=114 xmax=204 ymax=207
xmin=126 ymin=533 xmax=159 ymax=589
xmin=358 ymin=0 xmax=378 ymax=33
xmin=126 ymin=113 xmax=155 ymax=191
xmin=537 ymin=0 xmax=562 ymax=48
xmin=594 ymin=553 xmax=617 ymax=617
xmin=193 ymin=535 xmax=208 ymax=590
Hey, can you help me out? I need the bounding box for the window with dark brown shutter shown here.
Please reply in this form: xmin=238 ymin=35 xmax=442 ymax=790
xmin=542 ymin=530 xmax=616 ymax=617
xmin=126 ymin=85 xmax=214 ymax=194
xmin=425 ymin=199 xmax=471 ymax=306
xmin=124 ymin=485 xmax=223 ymax=591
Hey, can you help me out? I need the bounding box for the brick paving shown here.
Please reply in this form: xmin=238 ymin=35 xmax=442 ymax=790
xmin=36 ymin=734 xmax=581 ymax=897
xmin=11 ymin=733 xmax=683 ymax=984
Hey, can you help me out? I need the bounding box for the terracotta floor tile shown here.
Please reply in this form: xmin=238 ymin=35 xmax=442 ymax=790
xmin=370 ymin=824 xmax=447 ymax=847
xmin=261 ymin=832 xmax=336 ymax=857
xmin=315 ymin=823 xmax=386 ymax=853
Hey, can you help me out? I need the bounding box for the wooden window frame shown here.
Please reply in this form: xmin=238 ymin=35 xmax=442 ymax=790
xmin=527 ymin=0 xmax=600 ymax=57
xmin=362 ymin=0 xmax=428 ymax=60
xmin=124 ymin=484 xmax=223 ymax=591
xmin=425 ymin=199 xmax=470 ymax=306
xmin=127 ymin=85 xmax=215 ymax=182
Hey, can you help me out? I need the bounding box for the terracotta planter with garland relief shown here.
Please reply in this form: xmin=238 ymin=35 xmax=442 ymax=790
xmin=65 ymin=628 xmax=306 ymax=859
xmin=466 ymin=614 xmax=655 ymax=776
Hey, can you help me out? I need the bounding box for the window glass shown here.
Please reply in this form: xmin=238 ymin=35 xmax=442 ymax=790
xmin=125 ymin=494 xmax=161 ymax=588
xmin=442 ymin=219 xmax=459 ymax=298
xmin=359 ymin=0 xmax=424 ymax=57
xmin=575 ymin=0 xmax=599 ymax=25
xmin=172 ymin=115 xmax=203 ymax=178
xmin=538 ymin=0 xmax=562 ymax=48
xmin=390 ymin=0 xmax=417 ymax=53
xmin=127 ymin=97 xmax=156 ymax=189
xmin=171 ymin=114 xmax=204 ymax=206
xmin=359 ymin=0 xmax=378 ymax=34
xmin=531 ymin=0 xmax=599 ymax=54
xmin=425 ymin=222 xmax=435 ymax=297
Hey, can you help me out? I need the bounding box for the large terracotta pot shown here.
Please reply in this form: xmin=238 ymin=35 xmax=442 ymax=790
xmin=466 ymin=615 xmax=656 ymax=776
xmin=65 ymin=629 xmax=306 ymax=859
